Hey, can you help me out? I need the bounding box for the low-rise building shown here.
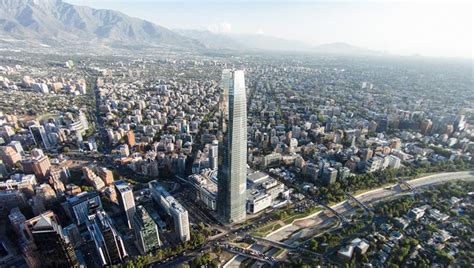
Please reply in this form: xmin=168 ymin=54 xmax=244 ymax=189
xmin=247 ymin=192 xmax=272 ymax=214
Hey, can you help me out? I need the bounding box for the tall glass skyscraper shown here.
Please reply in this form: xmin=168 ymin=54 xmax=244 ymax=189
xmin=217 ymin=69 xmax=247 ymax=224
xmin=24 ymin=211 xmax=78 ymax=267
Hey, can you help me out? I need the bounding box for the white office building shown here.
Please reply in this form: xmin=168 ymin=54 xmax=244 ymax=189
xmin=388 ymin=155 xmax=401 ymax=169
xmin=247 ymin=192 xmax=272 ymax=214
xmin=149 ymin=180 xmax=190 ymax=242
xmin=114 ymin=180 xmax=136 ymax=229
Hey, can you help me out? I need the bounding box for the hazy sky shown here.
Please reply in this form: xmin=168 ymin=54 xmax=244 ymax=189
xmin=67 ymin=0 xmax=473 ymax=58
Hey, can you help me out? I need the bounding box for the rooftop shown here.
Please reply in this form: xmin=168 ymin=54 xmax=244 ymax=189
xmin=114 ymin=180 xmax=132 ymax=193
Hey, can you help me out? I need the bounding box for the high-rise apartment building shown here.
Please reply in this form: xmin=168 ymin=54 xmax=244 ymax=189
xmin=8 ymin=141 xmax=23 ymax=154
xmin=321 ymin=167 xmax=338 ymax=185
xmin=0 ymin=146 xmax=22 ymax=168
xmin=217 ymin=69 xmax=247 ymax=224
xmin=32 ymin=154 xmax=51 ymax=179
xmin=21 ymin=150 xmax=51 ymax=180
xmin=97 ymin=167 xmax=114 ymax=185
xmin=133 ymin=205 xmax=161 ymax=254
xmin=126 ymin=130 xmax=136 ymax=147
xmin=82 ymin=166 xmax=105 ymax=190
xmin=114 ymin=180 xmax=136 ymax=229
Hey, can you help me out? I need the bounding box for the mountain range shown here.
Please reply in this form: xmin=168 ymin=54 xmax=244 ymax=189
xmin=0 ymin=0 xmax=380 ymax=55
xmin=0 ymin=0 xmax=200 ymax=50
xmin=176 ymin=29 xmax=380 ymax=55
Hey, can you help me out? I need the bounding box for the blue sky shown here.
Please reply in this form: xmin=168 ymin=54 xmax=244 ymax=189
xmin=67 ymin=0 xmax=473 ymax=58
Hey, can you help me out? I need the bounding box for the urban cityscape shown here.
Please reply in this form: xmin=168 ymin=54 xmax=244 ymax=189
xmin=0 ymin=0 xmax=472 ymax=267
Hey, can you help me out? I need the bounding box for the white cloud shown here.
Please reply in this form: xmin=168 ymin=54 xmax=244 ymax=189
xmin=207 ymin=22 xmax=232 ymax=34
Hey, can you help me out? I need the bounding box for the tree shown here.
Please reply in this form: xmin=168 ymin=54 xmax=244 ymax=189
xmin=175 ymin=244 xmax=183 ymax=253
xmin=193 ymin=255 xmax=202 ymax=266
xmin=436 ymin=250 xmax=454 ymax=265
xmin=407 ymin=238 xmax=419 ymax=248
xmin=395 ymin=247 xmax=410 ymax=263
xmin=154 ymin=250 xmax=164 ymax=261
xmin=202 ymin=253 xmax=211 ymax=263
xmin=426 ymin=224 xmax=437 ymax=233
xmin=210 ymin=259 xmax=219 ymax=268
xmin=319 ymin=235 xmax=327 ymax=243
xmin=360 ymin=254 xmax=369 ymax=263
xmin=81 ymin=185 xmax=95 ymax=192
xmin=309 ymin=238 xmax=318 ymax=251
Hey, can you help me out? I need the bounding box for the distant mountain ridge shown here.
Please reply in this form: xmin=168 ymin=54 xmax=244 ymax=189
xmin=0 ymin=0 xmax=381 ymax=55
xmin=0 ymin=0 xmax=201 ymax=49
xmin=176 ymin=29 xmax=380 ymax=55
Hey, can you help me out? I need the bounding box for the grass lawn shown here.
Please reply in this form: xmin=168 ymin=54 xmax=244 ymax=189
xmin=251 ymin=207 xmax=322 ymax=237
xmin=251 ymin=222 xmax=284 ymax=237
